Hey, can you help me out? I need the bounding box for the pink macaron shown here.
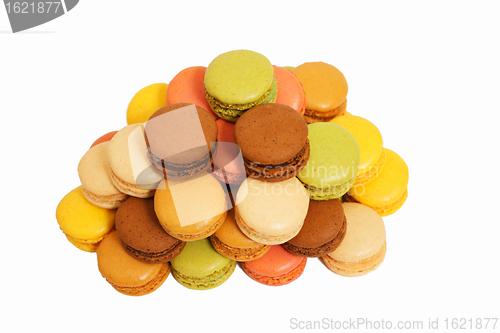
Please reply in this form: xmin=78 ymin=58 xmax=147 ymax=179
xmin=273 ymin=65 xmax=306 ymax=115
xmin=212 ymin=119 xmax=246 ymax=185
xmin=241 ymin=245 xmax=307 ymax=286
xmin=166 ymin=66 xmax=218 ymax=120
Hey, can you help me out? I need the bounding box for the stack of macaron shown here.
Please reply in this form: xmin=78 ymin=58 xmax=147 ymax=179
xmin=56 ymin=49 xmax=409 ymax=296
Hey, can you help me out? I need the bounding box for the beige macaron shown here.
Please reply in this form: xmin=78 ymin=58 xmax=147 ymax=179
xmin=235 ymin=177 xmax=310 ymax=245
xmin=322 ymin=202 xmax=386 ymax=277
xmin=107 ymin=123 xmax=163 ymax=198
xmin=78 ymin=142 xmax=128 ymax=209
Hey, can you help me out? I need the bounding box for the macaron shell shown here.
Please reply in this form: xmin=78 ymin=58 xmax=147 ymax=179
xmin=298 ymin=122 xmax=360 ymax=189
xmin=348 ymin=148 xmax=408 ymax=210
xmin=293 ymin=62 xmax=348 ymax=112
xmin=234 ymin=103 xmax=309 ymax=165
xmin=126 ymin=83 xmax=169 ymax=125
xmin=154 ymin=175 xmax=228 ymax=239
xmin=56 ymin=186 xmax=115 ymax=243
xmin=327 ymin=202 xmax=385 ymax=263
xmin=78 ymin=142 xmax=124 ymax=197
xmin=287 ymin=199 xmax=344 ymax=248
xmin=170 ymin=238 xmax=233 ymax=277
xmin=115 ymin=196 xmax=185 ymax=263
xmin=330 ymin=115 xmax=383 ymax=178
xmin=273 ymin=65 xmax=306 ymax=115
xmin=97 ymin=231 xmax=168 ymax=289
xmin=205 ymin=50 xmax=274 ymax=105
xmin=108 ymin=123 xmax=163 ymax=189
xmin=235 ymin=177 xmax=309 ymax=243
xmin=166 ymin=66 xmax=218 ymax=120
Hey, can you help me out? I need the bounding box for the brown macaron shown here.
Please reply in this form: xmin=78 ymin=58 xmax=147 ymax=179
xmin=234 ymin=103 xmax=309 ymax=182
xmin=282 ymin=198 xmax=346 ymax=257
xmin=144 ymin=103 xmax=218 ymax=180
xmin=115 ymin=196 xmax=186 ymax=263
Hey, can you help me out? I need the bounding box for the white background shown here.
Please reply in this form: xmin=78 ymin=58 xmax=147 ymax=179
xmin=1 ymin=1 xmax=499 ymax=332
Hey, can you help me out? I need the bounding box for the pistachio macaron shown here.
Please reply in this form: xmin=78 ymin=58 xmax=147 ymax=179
xmin=97 ymin=231 xmax=170 ymax=296
xmin=56 ymin=186 xmax=115 ymax=252
xmin=293 ymin=62 xmax=348 ymax=123
xmin=204 ymin=50 xmax=277 ymax=122
xmin=170 ymin=238 xmax=236 ymax=290
xmin=322 ymin=203 xmax=386 ymax=277
xmin=298 ymin=122 xmax=360 ymax=200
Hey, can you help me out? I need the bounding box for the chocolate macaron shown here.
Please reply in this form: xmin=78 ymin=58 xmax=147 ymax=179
xmin=145 ymin=103 xmax=218 ymax=180
xmin=234 ymin=103 xmax=309 ymax=182
xmin=283 ymin=198 xmax=346 ymax=257
xmin=115 ymin=196 xmax=186 ymax=263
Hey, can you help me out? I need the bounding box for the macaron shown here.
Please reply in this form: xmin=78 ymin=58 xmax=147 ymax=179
xmin=204 ymin=50 xmax=277 ymax=122
xmin=56 ymin=186 xmax=115 ymax=252
xmin=212 ymin=119 xmax=246 ymax=185
xmin=293 ymin=62 xmax=348 ymax=123
xmin=78 ymin=142 xmax=128 ymax=209
xmin=166 ymin=66 xmax=218 ymax=120
xmin=298 ymin=122 xmax=360 ymax=200
xmin=97 ymin=231 xmax=170 ymax=296
xmin=330 ymin=115 xmax=385 ymax=185
xmin=126 ymin=83 xmax=169 ymax=125
xmin=345 ymin=148 xmax=409 ymax=216
xmin=145 ymin=103 xmax=218 ymax=180
xmin=235 ymin=177 xmax=309 ymax=245
xmin=273 ymin=65 xmax=306 ymax=115
xmin=234 ymin=103 xmax=310 ymax=182
xmin=90 ymin=131 xmax=118 ymax=149
xmin=210 ymin=208 xmax=271 ymax=261
xmin=170 ymin=238 xmax=236 ymax=290
xmin=241 ymin=245 xmax=307 ymax=286
xmin=282 ymin=198 xmax=346 ymax=257
xmin=107 ymin=123 xmax=163 ymax=198
xmin=322 ymin=202 xmax=386 ymax=277
xmin=115 ymin=197 xmax=186 ymax=263
xmin=154 ymin=172 xmax=228 ymax=241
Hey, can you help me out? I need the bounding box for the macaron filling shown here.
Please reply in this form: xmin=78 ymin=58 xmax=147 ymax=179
xmin=244 ymin=139 xmax=310 ymax=181
xmin=344 ymin=188 xmax=408 ymax=217
xmin=303 ymin=99 xmax=347 ymax=123
xmin=121 ymin=239 xmax=186 ymax=263
xmin=147 ymin=146 xmax=216 ymax=179
xmin=172 ymin=261 xmax=236 ymax=290
xmin=162 ymin=211 xmax=227 ymax=242
xmin=210 ymin=235 xmax=271 ymax=261
xmin=81 ymin=187 xmax=127 ymax=209
xmin=206 ymin=78 xmax=277 ymax=121
xmin=301 ymin=176 xmax=356 ymax=200
xmin=108 ymin=166 xmax=157 ymax=198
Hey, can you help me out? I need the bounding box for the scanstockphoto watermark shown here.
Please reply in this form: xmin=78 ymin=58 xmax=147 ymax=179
xmin=289 ymin=317 xmax=499 ymax=330
xmin=289 ymin=317 xmax=424 ymax=330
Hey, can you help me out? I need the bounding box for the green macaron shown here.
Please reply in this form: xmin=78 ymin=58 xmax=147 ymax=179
xmin=170 ymin=238 xmax=236 ymax=290
xmin=204 ymin=50 xmax=277 ymax=122
xmin=298 ymin=122 xmax=360 ymax=200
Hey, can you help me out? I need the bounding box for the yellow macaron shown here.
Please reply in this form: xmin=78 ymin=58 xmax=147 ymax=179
xmin=126 ymin=83 xmax=168 ymax=125
xmin=346 ymin=148 xmax=409 ymax=216
xmin=56 ymin=186 xmax=116 ymax=252
xmin=330 ymin=115 xmax=385 ymax=185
